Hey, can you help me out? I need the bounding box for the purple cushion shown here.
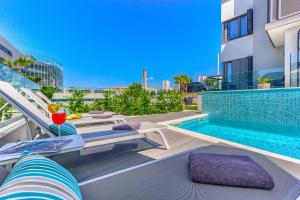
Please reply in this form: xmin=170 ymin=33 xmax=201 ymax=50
xmin=89 ymin=110 xmax=104 ymax=114
xmin=112 ymin=122 xmax=141 ymax=130
xmin=92 ymin=114 xmax=112 ymax=119
xmin=188 ymin=153 xmax=274 ymax=190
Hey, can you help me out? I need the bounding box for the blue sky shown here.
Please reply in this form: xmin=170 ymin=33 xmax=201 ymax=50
xmin=0 ymin=0 xmax=221 ymax=88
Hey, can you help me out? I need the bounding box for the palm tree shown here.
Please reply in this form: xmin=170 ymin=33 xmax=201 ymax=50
xmin=174 ymin=74 xmax=192 ymax=95
xmin=1 ymin=59 xmax=14 ymax=68
xmin=13 ymin=56 xmax=35 ymax=71
xmin=1 ymin=56 xmax=41 ymax=83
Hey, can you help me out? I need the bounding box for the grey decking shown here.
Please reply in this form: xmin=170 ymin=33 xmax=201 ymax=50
xmin=50 ymin=111 xmax=300 ymax=183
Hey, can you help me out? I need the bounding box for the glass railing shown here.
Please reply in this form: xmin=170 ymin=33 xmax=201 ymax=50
xmin=205 ymin=68 xmax=285 ymax=91
xmin=289 ymin=51 xmax=300 ymax=87
xmin=0 ymin=63 xmax=40 ymax=89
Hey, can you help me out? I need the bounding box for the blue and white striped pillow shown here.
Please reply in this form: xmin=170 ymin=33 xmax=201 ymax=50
xmin=0 ymin=154 xmax=82 ymax=200
xmin=49 ymin=122 xmax=77 ymax=136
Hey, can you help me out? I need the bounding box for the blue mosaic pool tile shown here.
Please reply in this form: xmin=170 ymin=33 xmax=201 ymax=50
xmin=202 ymin=88 xmax=300 ymax=135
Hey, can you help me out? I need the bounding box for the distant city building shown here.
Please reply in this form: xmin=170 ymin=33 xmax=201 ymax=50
xmin=22 ymin=54 xmax=64 ymax=88
xmin=0 ymin=35 xmax=64 ymax=88
xmin=111 ymin=86 xmax=128 ymax=94
xmin=197 ymin=76 xmax=207 ymax=82
xmin=52 ymin=88 xmax=105 ymax=103
xmin=162 ymin=80 xmax=170 ymax=91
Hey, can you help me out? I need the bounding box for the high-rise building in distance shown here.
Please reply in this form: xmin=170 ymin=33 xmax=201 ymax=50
xmin=197 ymin=76 xmax=207 ymax=82
xmin=162 ymin=80 xmax=170 ymax=91
xmin=142 ymin=69 xmax=147 ymax=89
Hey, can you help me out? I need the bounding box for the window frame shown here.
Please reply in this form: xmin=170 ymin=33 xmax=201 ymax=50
xmin=223 ymin=9 xmax=253 ymax=43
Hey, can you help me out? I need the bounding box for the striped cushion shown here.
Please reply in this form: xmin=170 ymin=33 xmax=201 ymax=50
xmin=0 ymin=154 xmax=82 ymax=200
xmin=49 ymin=122 xmax=77 ymax=136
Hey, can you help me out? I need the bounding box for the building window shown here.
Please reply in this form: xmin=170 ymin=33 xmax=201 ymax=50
xmin=0 ymin=44 xmax=12 ymax=57
xmin=223 ymin=9 xmax=253 ymax=42
xmin=222 ymin=57 xmax=253 ymax=90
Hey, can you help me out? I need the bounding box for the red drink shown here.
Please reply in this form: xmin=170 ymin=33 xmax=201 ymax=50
xmin=52 ymin=112 xmax=67 ymax=125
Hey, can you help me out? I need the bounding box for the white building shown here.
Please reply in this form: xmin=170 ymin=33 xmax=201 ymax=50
xmin=162 ymin=80 xmax=171 ymax=91
xmin=221 ymin=0 xmax=300 ymax=89
xmin=0 ymin=36 xmax=22 ymax=62
xmin=0 ymin=36 xmax=64 ymax=88
xmin=197 ymin=76 xmax=207 ymax=82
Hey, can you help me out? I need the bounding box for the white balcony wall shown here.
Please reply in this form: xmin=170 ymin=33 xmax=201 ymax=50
xmin=221 ymin=35 xmax=253 ymax=62
xmin=253 ymin=0 xmax=284 ymax=73
xmin=221 ymin=0 xmax=253 ymax=22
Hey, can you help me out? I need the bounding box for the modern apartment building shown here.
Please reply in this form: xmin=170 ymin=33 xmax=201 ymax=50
xmin=0 ymin=36 xmax=64 ymax=88
xmin=221 ymin=0 xmax=300 ymax=89
xmin=0 ymin=36 xmax=22 ymax=62
xmin=21 ymin=54 xmax=64 ymax=88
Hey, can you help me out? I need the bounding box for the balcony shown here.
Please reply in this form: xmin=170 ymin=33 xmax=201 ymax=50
xmin=266 ymin=0 xmax=300 ymax=47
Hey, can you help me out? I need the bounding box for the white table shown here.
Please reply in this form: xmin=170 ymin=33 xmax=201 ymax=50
xmin=0 ymin=135 xmax=85 ymax=167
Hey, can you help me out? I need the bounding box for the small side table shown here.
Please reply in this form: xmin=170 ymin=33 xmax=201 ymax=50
xmin=0 ymin=135 xmax=85 ymax=168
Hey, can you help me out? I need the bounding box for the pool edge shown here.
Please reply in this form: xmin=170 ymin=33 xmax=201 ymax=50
xmin=160 ymin=117 xmax=300 ymax=165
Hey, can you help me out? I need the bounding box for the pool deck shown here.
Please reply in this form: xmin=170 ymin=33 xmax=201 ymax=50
xmin=51 ymin=111 xmax=300 ymax=182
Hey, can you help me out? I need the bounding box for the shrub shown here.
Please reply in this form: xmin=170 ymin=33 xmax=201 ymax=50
xmin=90 ymin=99 xmax=103 ymax=111
xmin=184 ymin=104 xmax=198 ymax=110
xmin=67 ymin=88 xmax=90 ymax=113
xmin=257 ymin=77 xmax=272 ymax=84
xmin=102 ymin=83 xmax=183 ymax=115
xmin=40 ymin=86 xmax=58 ymax=99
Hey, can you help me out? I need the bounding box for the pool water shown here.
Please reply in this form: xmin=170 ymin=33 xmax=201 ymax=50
xmin=175 ymin=118 xmax=300 ymax=160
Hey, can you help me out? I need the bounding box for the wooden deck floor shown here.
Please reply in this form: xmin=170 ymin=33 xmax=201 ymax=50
xmin=50 ymin=111 xmax=300 ymax=183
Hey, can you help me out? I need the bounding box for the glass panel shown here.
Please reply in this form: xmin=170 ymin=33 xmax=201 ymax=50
xmin=227 ymin=63 xmax=232 ymax=82
xmin=0 ymin=64 xmax=40 ymax=89
xmin=240 ymin=15 xmax=248 ymax=36
xmin=227 ymin=19 xmax=239 ymax=40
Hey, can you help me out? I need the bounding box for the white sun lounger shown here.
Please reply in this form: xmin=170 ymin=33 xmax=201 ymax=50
xmin=20 ymin=87 xmax=114 ymax=120
xmin=35 ymin=90 xmax=52 ymax=104
xmin=0 ymin=81 xmax=170 ymax=149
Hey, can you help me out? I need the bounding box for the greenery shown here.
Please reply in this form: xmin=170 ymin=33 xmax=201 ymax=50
xmin=204 ymin=78 xmax=219 ymax=90
xmin=49 ymin=83 xmax=183 ymax=116
xmin=184 ymin=104 xmax=198 ymax=111
xmin=67 ymin=88 xmax=90 ymax=113
xmin=40 ymin=86 xmax=58 ymax=99
xmin=257 ymin=77 xmax=272 ymax=84
xmin=102 ymin=83 xmax=183 ymax=115
xmin=1 ymin=56 xmax=42 ymax=84
xmin=0 ymin=98 xmax=13 ymax=120
xmin=174 ymin=74 xmax=192 ymax=95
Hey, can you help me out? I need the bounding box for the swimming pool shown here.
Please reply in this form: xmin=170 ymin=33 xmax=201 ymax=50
xmin=174 ymin=118 xmax=300 ymax=160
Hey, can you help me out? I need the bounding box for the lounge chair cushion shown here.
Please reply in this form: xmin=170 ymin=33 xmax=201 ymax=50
xmin=188 ymin=153 xmax=274 ymax=190
xmin=0 ymin=153 xmax=82 ymax=200
xmin=89 ymin=110 xmax=104 ymax=114
xmin=49 ymin=122 xmax=77 ymax=136
xmin=92 ymin=114 xmax=112 ymax=119
xmin=0 ymin=167 xmax=9 ymax=185
xmin=112 ymin=122 xmax=141 ymax=130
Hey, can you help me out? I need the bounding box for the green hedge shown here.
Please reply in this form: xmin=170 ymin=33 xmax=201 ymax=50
xmin=184 ymin=104 xmax=198 ymax=110
xmin=102 ymin=83 xmax=183 ymax=115
xmin=65 ymin=83 xmax=184 ymax=116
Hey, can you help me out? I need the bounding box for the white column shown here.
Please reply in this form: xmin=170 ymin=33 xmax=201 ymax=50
xmin=284 ymin=28 xmax=299 ymax=87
